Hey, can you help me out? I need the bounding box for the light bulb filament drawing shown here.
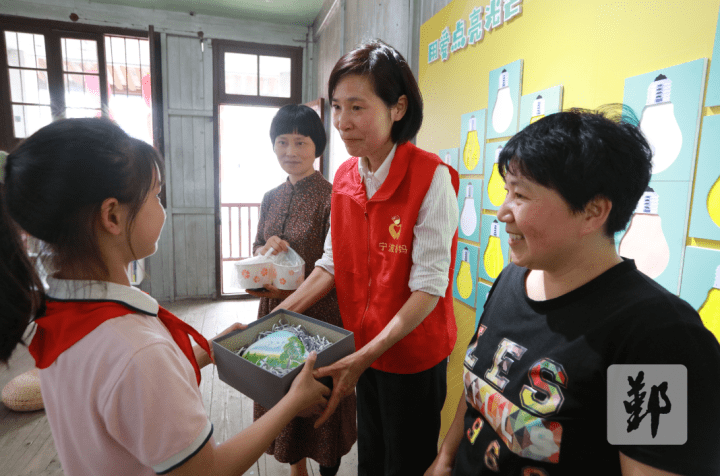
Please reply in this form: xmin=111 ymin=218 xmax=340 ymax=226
xmin=488 ymin=145 xmax=507 ymax=207
xmin=484 ymin=219 xmax=504 ymax=279
xmin=530 ymin=95 xmax=545 ymax=124
xmin=492 ymin=69 xmax=514 ymax=134
xmin=463 ymin=115 xmax=481 ymax=171
xmin=457 ymin=247 xmax=474 ymax=299
xmin=460 ymin=182 xmax=478 ymax=236
xmin=618 ymin=187 xmax=670 ymax=279
xmin=639 ymin=74 xmax=683 ymax=175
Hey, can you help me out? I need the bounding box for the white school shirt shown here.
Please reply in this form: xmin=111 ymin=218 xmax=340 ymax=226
xmin=39 ymin=277 xmax=212 ymax=476
xmin=315 ymin=144 xmax=459 ymax=297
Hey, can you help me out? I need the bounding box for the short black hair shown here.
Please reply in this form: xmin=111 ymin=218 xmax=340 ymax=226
xmin=498 ymin=105 xmax=652 ymax=237
xmin=269 ymin=104 xmax=327 ymax=158
xmin=328 ymin=39 xmax=423 ymax=144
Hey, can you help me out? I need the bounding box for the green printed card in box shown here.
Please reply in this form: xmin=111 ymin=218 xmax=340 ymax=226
xmin=212 ymin=309 xmax=354 ymax=409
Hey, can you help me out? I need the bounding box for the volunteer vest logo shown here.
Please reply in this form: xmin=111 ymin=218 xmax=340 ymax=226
xmin=463 ymin=334 xmax=567 ymax=464
xmin=389 ymin=215 xmax=402 ymax=239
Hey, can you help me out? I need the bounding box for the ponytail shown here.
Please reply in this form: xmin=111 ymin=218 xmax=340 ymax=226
xmin=0 ymin=155 xmax=44 ymax=364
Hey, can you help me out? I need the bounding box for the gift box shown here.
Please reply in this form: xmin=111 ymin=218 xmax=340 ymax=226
xmin=212 ymin=309 xmax=354 ymax=409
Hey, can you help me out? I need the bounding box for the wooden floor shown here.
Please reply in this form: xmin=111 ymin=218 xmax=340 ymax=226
xmin=0 ymin=298 xmax=358 ymax=476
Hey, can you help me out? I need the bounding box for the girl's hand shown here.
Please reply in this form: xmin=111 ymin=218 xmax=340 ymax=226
xmin=245 ymin=283 xmax=294 ymax=300
xmin=257 ymin=236 xmax=289 ymax=256
xmin=287 ymin=352 xmax=331 ymax=414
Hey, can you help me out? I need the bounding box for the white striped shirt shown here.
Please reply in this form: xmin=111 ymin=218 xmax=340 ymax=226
xmin=316 ymin=144 xmax=459 ymax=297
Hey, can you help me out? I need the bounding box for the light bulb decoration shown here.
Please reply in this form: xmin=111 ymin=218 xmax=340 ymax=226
xmin=707 ymin=173 xmax=720 ymax=228
xmin=487 ymin=145 xmax=507 ymax=207
xmin=445 ymin=152 xmax=452 ymax=165
xmin=699 ymin=265 xmax=720 ymax=341
xmin=639 ymin=74 xmax=683 ymax=174
xmin=483 ymin=219 xmax=505 ymax=279
xmin=460 ymin=182 xmax=478 ymax=236
xmin=529 ymin=95 xmax=546 ymax=124
xmin=457 ymin=247 xmax=474 ymax=299
xmin=463 ymin=115 xmax=481 ymax=171
xmin=492 ymin=69 xmax=514 ymax=134
xmin=618 ymin=187 xmax=670 ymax=279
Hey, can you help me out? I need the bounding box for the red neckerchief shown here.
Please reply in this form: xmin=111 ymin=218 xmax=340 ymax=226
xmin=28 ymin=300 xmax=211 ymax=385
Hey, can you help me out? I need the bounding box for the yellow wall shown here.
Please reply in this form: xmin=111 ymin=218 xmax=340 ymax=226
xmin=417 ymin=0 xmax=720 ymax=443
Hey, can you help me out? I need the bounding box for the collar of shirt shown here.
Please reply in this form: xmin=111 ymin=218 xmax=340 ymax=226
xmin=46 ymin=277 xmax=159 ymax=316
xmin=357 ymin=143 xmax=398 ymax=199
xmin=285 ymin=170 xmax=321 ymax=192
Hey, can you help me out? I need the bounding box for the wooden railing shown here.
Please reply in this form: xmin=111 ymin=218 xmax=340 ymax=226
xmin=220 ymin=203 xmax=261 ymax=261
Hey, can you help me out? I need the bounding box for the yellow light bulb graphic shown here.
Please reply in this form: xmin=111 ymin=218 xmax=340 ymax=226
xmin=492 ymin=69 xmax=514 ymax=134
xmin=699 ymin=265 xmax=720 ymax=342
xmin=707 ymin=174 xmax=720 ymax=228
xmin=618 ymin=187 xmax=670 ymax=279
xmin=463 ymin=115 xmax=481 ymax=171
xmin=639 ymin=74 xmax=683 ymax=175
xmin=457 ymin=247 xmax=474 ymax=299
xmin=529 ymin=95 xmax=546 ymax=124
xmin=487 ymin=145 xmax=507 ymax=206
xmin=484 ymin=219 xmax=505 ymax=279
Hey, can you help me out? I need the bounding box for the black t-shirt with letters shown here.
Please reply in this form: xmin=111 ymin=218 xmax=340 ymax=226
xmin=454 ymin=260 xmax=720 ymax=475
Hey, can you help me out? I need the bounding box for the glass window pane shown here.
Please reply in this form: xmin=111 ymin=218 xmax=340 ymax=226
xmin=139 ymin=40 xmax=150 ymax=68
xmin=105 ymin=36 xmax=153 ymax=144
xmin=225 ymin=52 xmax=257 ymax=95
xmin=110 ymin=64 xmax=126 ymax=94
xmin=82 ymin=40 xmax=98 ymax=73
xmin=37 ymin=71 xmax=50 ymax=105
xmin=21 ymin=69 xmax=39 ymax=104
xmin=64 ymin=73 xmax=101 ymax=108
xmin=62 ymin=38 xmax=84 ymax=72
xmin=110 ymin=36 xmax=126 ymax=66
xmin=34 ymin=35 xmax=46 ymax=69
xmin=17 ymin=33 xmax=37 ymax=68
xmin=12 ymin=104 xmax=51 ymax=138
xmin=9 ymin=68 xmax=23 ymax=102
xmin=104 ymin=37 xmax=113 ymax=64
xmin=12 ymin=104 xmax=25 ymax=137
xmin=5 ymin=32 xmax=19 ymax=67
xmin=259 ymin=55 xmax=291 ymax=98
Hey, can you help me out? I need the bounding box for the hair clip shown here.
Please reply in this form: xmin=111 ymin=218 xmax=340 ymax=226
xmin=0 ymin=151 xmax=8 ymax=184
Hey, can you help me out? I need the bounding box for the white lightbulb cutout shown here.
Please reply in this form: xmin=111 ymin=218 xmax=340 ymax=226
xmin=618 ymin=187 xmax=670 ymax=279
xmin=445 ymin=152 xmax=451 ymax=165
xmin=460 ymin=182 xmax=478 ymax=236
xmin=492 ymin=69 xmax=514 ymax=134
xmin=639 ymin=74 xmax=683 ymax=174
xmin=530 ymin=95 xmax=546 ymax=124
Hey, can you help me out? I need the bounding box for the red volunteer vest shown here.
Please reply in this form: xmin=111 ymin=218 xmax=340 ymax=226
xmin=331 ymin=142 xmax=459 ymax=374
xmin=29 ymin=300 xmax=211 ymax=385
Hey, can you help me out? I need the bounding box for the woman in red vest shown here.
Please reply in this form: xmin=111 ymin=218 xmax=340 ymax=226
xmin=276 ymin=39 xmax=460 ymax=476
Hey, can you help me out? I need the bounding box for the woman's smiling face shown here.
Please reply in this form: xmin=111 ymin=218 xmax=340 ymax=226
xmin=331 ymin=74 xmax=402 ymax=164
xmin=496 ymin=170 xmax=587 ymax=272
